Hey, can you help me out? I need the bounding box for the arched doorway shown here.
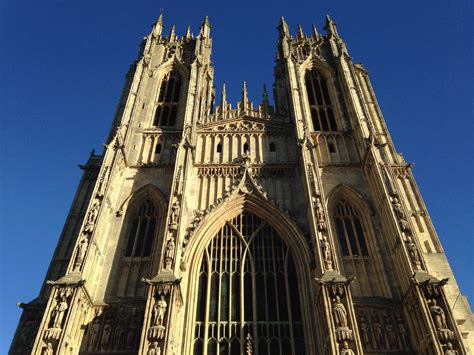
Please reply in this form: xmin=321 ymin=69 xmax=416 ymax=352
xmin=192 ymin=211 xmax=306 ymax=355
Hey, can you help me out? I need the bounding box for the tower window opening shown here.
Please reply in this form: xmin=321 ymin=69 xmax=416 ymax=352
xmin=155 ymin=143 xmax=162 ymax=154
xmin=270 ymin=142 xmax=276 ymax=152
xmin=305 ymin=69 xmax=338 ymax=131
xmin=216 ymin=143 xmax=222 ymax=153
xmin=243 ymin=142 xmax=249 ymax=153
xmin=154 ymin=70 xmax=182 ymax=127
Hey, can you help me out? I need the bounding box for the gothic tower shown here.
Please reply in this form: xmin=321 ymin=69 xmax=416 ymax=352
xmin=10 ymin=15 xmax=473 ymax=355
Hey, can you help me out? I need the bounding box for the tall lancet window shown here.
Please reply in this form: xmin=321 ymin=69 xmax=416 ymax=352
xmin=153 ymin=70 xmax=182 ymax=127
xmin=193 ymin=212 xmax=306 ymax=355
xmin=333 ymin=198 xmax=381 ymax=297
xmin=117 ymin=198 xmax=158 ymax=297
xmin=305 ymin=69 xmax=338 ymax=131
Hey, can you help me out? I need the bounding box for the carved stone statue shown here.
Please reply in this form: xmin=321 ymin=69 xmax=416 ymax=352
xmin=359 ymin=316 xmax=371 ymax=348
xmin=51 ymin=295 xmax=68 ymax=328
xmin=397 ymin=316 xmax=409 ymax=349
xmin=321 ymin=236 xmax=333 ymax=269
xmin=314 ymin=196 xmax=327 ymax=230
xmin=87 ymin=318 xmax=101 ymax=351
xmin=384 ymin=315 xmax=396 ymax=349
xmin=373 ymin=317 xmax=384 ymax=349
xmin=340 ymin=341 xmax=355 ymax=355
xmin=444 ymin=342 xmax=458 ymax=355
xmin=164 ymin=238 xmax=175 ymax=269
xmin=113 ymin=320 xmax=125 ymax=350
xmin=391 ymin=195 xmax=404 ymax=219
xmin=101 ymin=319 xmax=112 ymax=350
xmin=169 ymin=200 xmax=180 ymax=227
xmin=332 ymin=296 xmax=348 ymax=327
xmin=43 ymin=342 xmax=54 ymax=355
xmin=148 ymin=341 xmax=161 ymax=355
xmin=153 ymin=294 xmax=168 ymax=327
xmin=73 ymin=236 xmax=88 ymax=270
xmin=85 ymin=201 xmax=100 ymax=230
xmin=429 ymin=299 xmax=448 ymax=330
xmin=405 ymin=237 xmax=422 ymax=269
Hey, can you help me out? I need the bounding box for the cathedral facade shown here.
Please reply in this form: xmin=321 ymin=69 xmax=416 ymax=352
xmin=10 ymin=15 xmax=473 ymax=355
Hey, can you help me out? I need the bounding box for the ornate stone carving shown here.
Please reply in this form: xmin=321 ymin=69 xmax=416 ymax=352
xmin=332 ymin=295 xmax=353 ymax=341
xmin=152 ymin=295 xmax=168 ymax=327
xmin=44 ymin=287 xmax=73 ymax=341
xmin=390 ymin=194 xmax=410 ymax=232
xmin=73 ymin=235 xmax=89 ymax=271
xmin=147 ymin=341 xmax=161 ymax=355
xmin=313 ymin=194 xmax=327 ymax=231
xmin=356 ymin=305 xmax=411 ymax=352
xmin=321 ymin=236 xmax=333 ymax=270
xmin=444 ymin=342 xmax=458 ymax=355
xmin=42 ymin=342 xmax=53 ymax=355
xmin=339 ymin=341 xmax=355 ymax=355
xmin=168 ymin=199 xmax=180 ymax=231
xmin=405 ymin=236 xmax=422 ymax=270
xmin=147 ymin=283 xmax=173 ymax=342
xmin=164 ymin=237 xmax=175 ymax=270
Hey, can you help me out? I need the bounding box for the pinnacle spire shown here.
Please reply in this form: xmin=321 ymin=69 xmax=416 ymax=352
xmin=324 ymin=14 xmax=339 ymax=38
xmin=184 ymin=25 xmax=192 ymax=40
xmin=312 ymin=23 xmax=319 ymax=37
xmin=262 ymin=84 xmax=269 ymax=106
xmin=242 ymin=81 xmax=248 ymax=106
xmin=199 ymin=15 xmax=211 ymax=37
xmin=152 ymin=13 xmax=164 ymax=37
xmin=278 ymin=16 xmax=290 ymax=37
xmin=169 ymin=25 xmax=176 ymax=41
xmin=221 ymin=83 xmax=227 ymax=107
xmin=297 ymin=24 xmax=304 ymax=39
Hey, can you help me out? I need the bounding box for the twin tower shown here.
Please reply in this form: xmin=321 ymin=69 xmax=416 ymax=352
xmin=11 ymin=14 xmax=473 ymax=355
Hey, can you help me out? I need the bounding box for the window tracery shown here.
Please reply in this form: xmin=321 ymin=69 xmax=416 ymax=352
xmin=333 ymin=198 xmax=381 ymax=297
xmin=117 ymin=198 xmax=159 ymax=298
xmin=153 ymin=70 xmax=182 ymax=127
xmin=305 ymin=69 xmax=338 ymax=131
xmin=193 ymin=212 xmax=306 ymax=355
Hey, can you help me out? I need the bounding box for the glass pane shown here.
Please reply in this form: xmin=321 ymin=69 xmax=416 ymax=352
xmin=335 ymin=218 xmax=349 ymax=256
xmin=143 ymin=217 xmax=156 ymax=256
xmin=354 ymin=217 xmax=369 ymax=256
xmin=125 ymin=218 xmax=139 ymax=257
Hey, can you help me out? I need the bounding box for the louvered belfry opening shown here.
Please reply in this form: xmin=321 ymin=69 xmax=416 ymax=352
xmin=193 ymin=212 xmax=306 ymax=355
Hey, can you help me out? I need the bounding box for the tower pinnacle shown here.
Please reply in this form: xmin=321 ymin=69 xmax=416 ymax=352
xmin=242 ymin=81 xmax=249 ymax=106
xmin=278 ymin=16 xmax=290 ymax=38
xmin=221 ymin=83 xmax=227 ymax=109
xmin=199 ymin=16 xmax=211 ymax=38
xmin=184 ymin=25 xmax=192 ymax=40
xmin=297 ymin=24 xmax=305 ymax=39
xmin=312 ymin=23 xmax=319 ymax=38
xmin=324 ymin=14 xmax=339 ymax=38
xmin=152 ymin=13 xmax=164 ymax=37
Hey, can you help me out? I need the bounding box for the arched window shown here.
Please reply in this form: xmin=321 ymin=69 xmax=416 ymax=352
xmin=305 ymin=69 xmax=338 ymax=131
xmin=333 ymin=198 xmax=380 ymax=297
xmin=153 ymin=70 xmax=182 ymax=127
xmin=243 ymin=142 xmax=249 ymax=153
xmin=216 ymin=143 xmax=222 ymax=153
xmin=117 ymin=198 xmax=159 ymax=297
xmin=193 ymin=212 xmax=306 ymax=355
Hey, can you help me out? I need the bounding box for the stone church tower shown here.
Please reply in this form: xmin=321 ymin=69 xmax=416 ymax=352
xmin=10 ymin=14 xmax=473 ymax=355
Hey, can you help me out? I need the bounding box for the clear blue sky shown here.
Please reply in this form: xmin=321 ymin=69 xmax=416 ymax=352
xmin=0 ymin=0 xmax=472 ymax=352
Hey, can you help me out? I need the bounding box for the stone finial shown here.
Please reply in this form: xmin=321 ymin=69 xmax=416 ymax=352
xmin=221 ymin=84 xmax=227 ymax=111
xmin=168 ymin=25 xmax=177 ymax=41
xmin=297 ymin=24 xmax=305 ymax=39
xmin=242 ymin=81 xmax=249 ymax=106
xmin=200 ymin=16 xmax=211 ymax=37
xmin=324 ymin=14 xmax=339 ymax=38
xmin=278 ymin=16 xmax=290 ymax=37
xmin=184 ymin=25 xmax=192 ymax=40
xmin=152 ymin=13 xmax=164 ymax=37
xmin=312 ymin=23 xmax=319 ymax=37
xmin=262 ymin=84 xmax=269 ymax=107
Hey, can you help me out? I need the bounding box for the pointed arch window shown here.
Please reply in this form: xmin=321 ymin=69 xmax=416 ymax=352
xmin=153 ymin=70 xmax=182 ymax=127
xmin=193 ymin=212 xmax=306 ymax=355
xmin=333 ymin=198 xmax=381 ymax=297
xmin=117 ymin=198 xmax=159 ymax=297
xmin=305 ymin=69 xmax=338 ymax=131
